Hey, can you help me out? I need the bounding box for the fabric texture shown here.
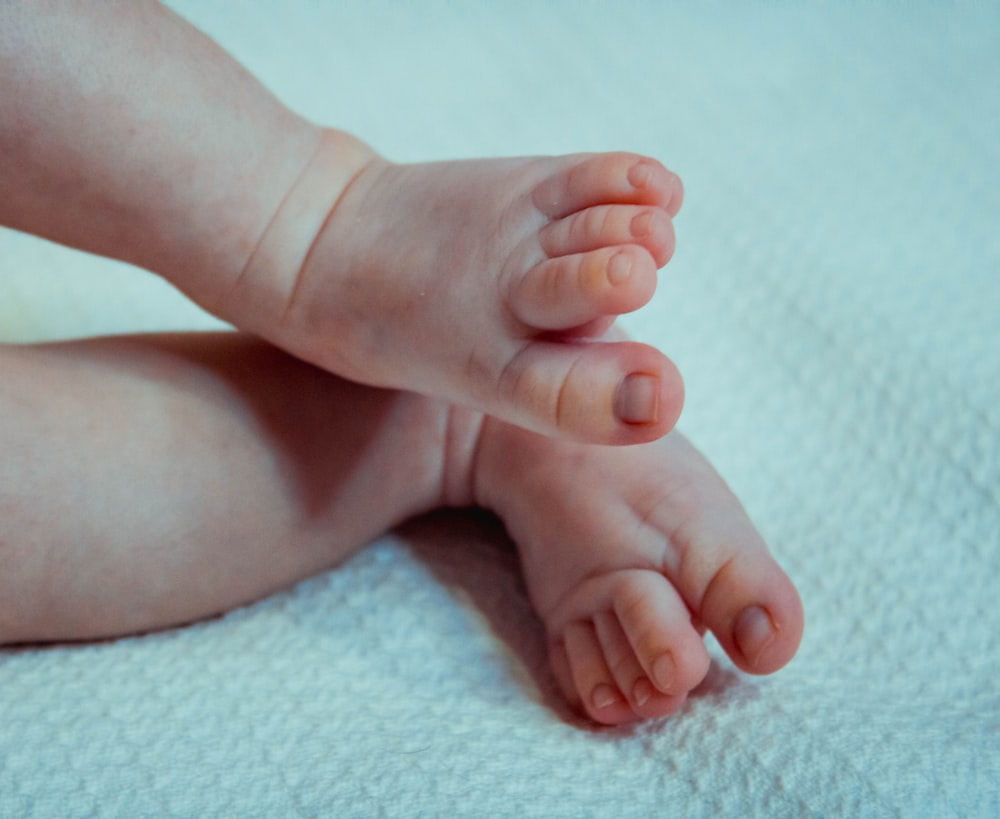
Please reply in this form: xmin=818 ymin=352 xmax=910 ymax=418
xmin=2 ymin=2 xmax=998 ymax=815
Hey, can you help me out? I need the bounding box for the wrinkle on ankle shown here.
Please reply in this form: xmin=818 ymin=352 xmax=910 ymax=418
xmin=212 ymin=127 xmax=378 ymax=337
xmin=438 ymin=403 xmax=487 ymax=509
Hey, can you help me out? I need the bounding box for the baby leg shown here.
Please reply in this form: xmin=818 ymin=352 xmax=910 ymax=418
xmin=0 ymin=333 xmax=455 ymax=643
xmin=0 ymin=333 xmax=801 ymax=727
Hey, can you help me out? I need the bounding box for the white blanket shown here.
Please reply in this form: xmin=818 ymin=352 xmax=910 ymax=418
xmin=2 ymin=2 xmax=998 ymax=815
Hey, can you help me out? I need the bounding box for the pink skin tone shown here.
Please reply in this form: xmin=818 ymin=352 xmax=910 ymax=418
xmin=0 ymin=334 xmax=802 ymax=725
xmin=240 ymin=136 xmax=687 ymax=445
xmin=0 ymin=2 xmax=805 ymax=723
xmin=0 ymin=0 xmax=683 ymax=445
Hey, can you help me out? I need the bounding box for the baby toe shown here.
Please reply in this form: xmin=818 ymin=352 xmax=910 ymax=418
xmin=508 ymin=245 xmax=657 ymax=331
xmin=593 ymin=610 xmax=690 ymax=720
xmin=532 ymin=153 xmax=680 ymax=220
xmin=699 ymin=554 xmax=804 ymax=675
xmin=657 ymin=446 xmax=805 ymax=675
xmin=538 ymin=205 xmax=676 ymax=268
xmin=664 ymin=171 xmax=684 ymax=218
xmin=495 ymin=340 xmax=684 ymax=445
xmin=562 ymin=621 xmax=634 ymax=725
xmin=610 ymin=570 xmax=711 ymax=697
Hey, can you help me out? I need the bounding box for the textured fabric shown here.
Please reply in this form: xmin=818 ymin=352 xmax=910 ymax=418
xmin=2 ymin=2 xmax=998 ymax=815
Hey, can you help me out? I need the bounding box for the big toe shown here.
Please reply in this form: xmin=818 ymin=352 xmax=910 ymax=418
xmin=700 ymin=556 xmax=804 ymax=675
xmin=659 ymin=440 xmax=805 ymax=674
xmin=493 ymin=339 xmax=684 ymax=445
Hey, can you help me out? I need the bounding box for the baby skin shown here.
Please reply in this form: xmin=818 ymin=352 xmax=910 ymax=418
xmin=2 ymin=0 xmax=684 ymax=445
xmin=0 ymin=334 xmax=803 ymax=725
xmin=1 ymin=2 xmax=805 ymax=723
xmin=226 ymin=132 xmax=687 ymax=446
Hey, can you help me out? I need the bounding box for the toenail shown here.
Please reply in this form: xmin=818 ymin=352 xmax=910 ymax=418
xmin=630 ymin=211 xmax=654 ymax=238
xmin=734 ymin=605 xmax=776 ymax=670
xmin=592 ymin=684 xmax=620 ymax=710
xmin=628 ymin=161 xmax=654 ymax=189
xmin=652 ymin=653 xmax=675 ymax=692
xmin=633 ymin=678 xmax=654 ymax=708
xmin=607 ymin=251 xmax=632 ymax=285
xmin=615 ymin=373 xmax=660 ymax=426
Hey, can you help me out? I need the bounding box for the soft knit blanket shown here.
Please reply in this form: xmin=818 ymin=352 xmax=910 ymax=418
xmin=2 ymin=2 xmax=998 ymax=815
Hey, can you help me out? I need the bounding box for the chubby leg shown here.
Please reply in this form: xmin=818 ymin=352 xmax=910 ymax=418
xmin=0 ymin=333 xmax=454 ymax=643
xmin=0 ymin=333 xmax=802 ymax=727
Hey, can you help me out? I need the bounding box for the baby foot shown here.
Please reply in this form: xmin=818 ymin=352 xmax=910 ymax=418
xmin=467 ymin=417 xmax=805 ymax=725
xmin=224 ymin=130 xmax=685 ymax=445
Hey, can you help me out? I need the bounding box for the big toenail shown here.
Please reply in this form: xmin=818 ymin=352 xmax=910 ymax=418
xmin=592 ymin=684 xmax=620 ymax=710
xmin=633 ymin=678 xmax=654 ymax=708
xmin=652 ymin=653 xmax=675 ymax=692
xmin=734 ymin=605 xmax=776 ymax=670
xmin=607 ymin=251 xmax=632 ymax=285
xmin=615 ymin=374 xmax=660 ymax=426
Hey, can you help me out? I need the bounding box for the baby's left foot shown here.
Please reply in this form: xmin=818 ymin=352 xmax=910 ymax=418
xmin=467 ymin=418 xmax=805 ymax=725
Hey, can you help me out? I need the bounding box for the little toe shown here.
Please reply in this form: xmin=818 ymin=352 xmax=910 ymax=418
xmin=495 ymin=340 xmax=684 ymax=445
xmin=562 ymin=621 xmax=634 ymax=725
xmin=538 ymin=205 xmax=676 ymax=268
xmin=508 ymin=246 xmax=657 ymax=330
xmin=533 ymin=153 xmax=681 ymax=220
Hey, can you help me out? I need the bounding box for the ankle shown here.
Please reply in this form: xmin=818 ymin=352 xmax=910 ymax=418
xmin=209 ymin=127 xmax=379 ymax=337
xmin=438 ymin=404 xmax=489 ymax=509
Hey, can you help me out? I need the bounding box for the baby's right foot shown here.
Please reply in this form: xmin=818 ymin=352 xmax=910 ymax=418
xmin=221 ymin=130 xmax=685 ymax=445
xmin=465 ymin=415 xmax=805 ymax=725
